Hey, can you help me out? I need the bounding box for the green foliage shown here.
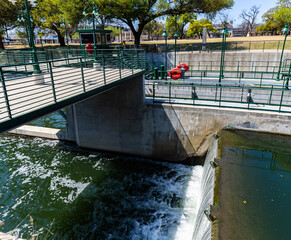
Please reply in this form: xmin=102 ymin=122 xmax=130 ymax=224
xmin=96 ymin=0 xmax=234 ymax=44
xmin=32 ymin=0 xmax=85 ymax=45
xmin=259 ymin=0 xmax=291 ymax=34
xmin=165 ymin=13 xmax=196 ymax=38
xmin=187 ymin=19 xmax=216 ymax=38
xmin=0 ymin=0 xmax=19 ymax=34
xmin=273 ymin=4 xmax=291 ymax=29
xmin=143 ymin=20 xmax=164 ymax=40
xmin=105 ymin=26 xmax=121 ymax=37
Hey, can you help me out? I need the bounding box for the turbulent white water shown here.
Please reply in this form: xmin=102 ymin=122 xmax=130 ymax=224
xmin=192 ymin=139 xmax=217 ymax=240
xmin=0 ymin=135 xmax=208 ymax=240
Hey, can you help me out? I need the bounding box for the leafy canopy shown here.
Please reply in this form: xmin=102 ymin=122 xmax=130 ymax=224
xmin=0 ymin=0 xmax=19 ymax=34
xmin=95 ymin=0 xmax=234 ymax=44
xmin=165 ymin=13 xmax=196 ymax=38
xmin=187 ymin=18 xmax=216 ymax=38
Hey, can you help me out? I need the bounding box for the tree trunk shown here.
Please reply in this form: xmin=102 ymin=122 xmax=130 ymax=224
xmin=0 ymin=36 xmax=4 ymax=49
xmin=57 ymin=33 xmax=66 ymax=46
xmin=52 ymin=26 xmax=66 ymax=47
xmin=133 ymin=31 xmax=142 ymax=45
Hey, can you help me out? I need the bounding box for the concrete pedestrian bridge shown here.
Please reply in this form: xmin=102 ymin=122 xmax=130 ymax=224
xmin=0 ymin=49 xmax=145 ymax=133
xmin=1 ymin=49 xmax=291 ymax=162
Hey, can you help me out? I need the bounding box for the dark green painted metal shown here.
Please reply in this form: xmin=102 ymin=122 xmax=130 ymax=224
xmin=0 ymin=67 xmax=12 ymax=119
xmin=80 ymin=58 xmax=86 ymax=92
xmin=160 ymin=65 xmax=164 ymax=80
xmin=48 ymin=62 xmax=57 ymax=102
xmin=24 ymin=0 xmax=41 ymax=74
xmin=146 ymin=81 xmax=291 ymax=113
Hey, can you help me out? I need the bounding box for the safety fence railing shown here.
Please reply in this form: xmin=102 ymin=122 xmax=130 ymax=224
xmin=0 ymin=49 xmax=145 ymax=125
xmin=148 ymin=59 xmax=291 ymax=87
xmin=0 ymin=50 xmax=47 ymax=66
xmin=0 ymin=48 xmax=146 ymax=68
xmin=145 ymin=81 xmax=291 ymax=113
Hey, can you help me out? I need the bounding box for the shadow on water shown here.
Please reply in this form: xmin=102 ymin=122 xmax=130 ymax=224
xmin=217 ymin=129 xmax=291 ymax=240
xmin=0 ymin=135 xmax=203 ymax=240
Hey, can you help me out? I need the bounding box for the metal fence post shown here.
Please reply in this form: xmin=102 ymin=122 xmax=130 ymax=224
xmin=0 ymin=67 xmax=12 ymax=119
xmin=154 ymin=67 xmax=158 ymax=80
xmin=80 ymin=58 xmax=86 ymax=92
xmin=48 ymin=62 xmax=57 ymax=102
xmin=169 ymin=81 xmax=171 ymax=102
xmin=153 ymin=82 xmax=155 ymax=103
xmin=219 ymin=85 xmax=222 ymax=107
xmin=118 ymin=50 xmax=122 ymax=80
xmin=131 ymin=52 xmax=134 ymax=74
xmin=269 ymin=86 xmax=273 ymax=105
xmin=102 ymin=53 xmax=106 ymax=85
xmin=279 ymin=90 xmax=284 ymax=112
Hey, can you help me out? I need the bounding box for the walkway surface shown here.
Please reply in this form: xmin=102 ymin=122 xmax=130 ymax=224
xmin=0 ymin=65 xmax=143 ymax=132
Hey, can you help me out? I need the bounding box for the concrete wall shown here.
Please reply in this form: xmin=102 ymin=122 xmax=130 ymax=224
xmin=147 ymin=51 xmax=291 ymax=69
xmin=66 ymin=74 xmax=291 ymax=162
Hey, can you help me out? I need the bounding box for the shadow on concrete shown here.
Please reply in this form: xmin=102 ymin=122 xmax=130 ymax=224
xmin=66 ymin=74 xmax=203 ymax=165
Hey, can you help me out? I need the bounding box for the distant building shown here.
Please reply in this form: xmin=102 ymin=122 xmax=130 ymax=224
xmin=213 ymin=24 xmax=235 ymax=37
xmin=114 ymin=27 xmax=148 ymax=42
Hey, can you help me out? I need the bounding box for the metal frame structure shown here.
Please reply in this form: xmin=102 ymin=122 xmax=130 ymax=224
xmin=0 ymin=49 xmax=146 ymax=133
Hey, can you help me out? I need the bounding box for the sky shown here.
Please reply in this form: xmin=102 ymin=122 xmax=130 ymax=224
xmin=216 ymin=0 xmax=279 ymax=26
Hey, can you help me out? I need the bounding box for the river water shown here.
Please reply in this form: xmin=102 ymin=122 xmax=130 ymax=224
xmin=218 ymin=130 xmax=291 ymax=240
xmin=0 ymin=112 xmax=204 ymax=239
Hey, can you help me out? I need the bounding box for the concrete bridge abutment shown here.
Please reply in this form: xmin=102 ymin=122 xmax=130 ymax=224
xmin=65 ymin=74 xmax=291 ymax=162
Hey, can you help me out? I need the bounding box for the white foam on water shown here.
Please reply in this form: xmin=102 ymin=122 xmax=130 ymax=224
xmin=174 ymin=165 xmax=204 ymax=240
xmin=49 ymin=176 xmax=89 ymax=203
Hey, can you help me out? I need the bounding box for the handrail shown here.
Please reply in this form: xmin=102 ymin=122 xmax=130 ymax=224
xmin=146 ymin=81 xmax=291 ymax=113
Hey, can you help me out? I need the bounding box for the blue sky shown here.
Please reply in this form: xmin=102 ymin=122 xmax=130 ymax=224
xmin=217 ymin=0 xmax=279 ymax=26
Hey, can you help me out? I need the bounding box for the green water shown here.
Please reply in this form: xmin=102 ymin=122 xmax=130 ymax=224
xmin=28 ymin=111 xmax=66 ymax=129
xmin=0 ymin=134 xmax=203 ymax=239
xmin=218 ymin=130 xmax=291 ymax=240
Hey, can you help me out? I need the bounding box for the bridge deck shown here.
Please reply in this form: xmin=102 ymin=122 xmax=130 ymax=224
xmin=0 ymin=66 xmax=143 ymax=132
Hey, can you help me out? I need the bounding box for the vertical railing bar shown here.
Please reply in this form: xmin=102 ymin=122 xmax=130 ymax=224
xmin=169 ymin=82 xmax=171 ymax=103
xmin=48 ymin=62 xmax=57 ymax=103
xmin=153 ymin=82 xmax=155 ymax=103
xmin=219 ymin=85 xmax=222 ymax=107
xmin=80 ymin=58 xmax=86 ymax=92
xmin=0 ymin=67 xmax=12 ymax=119
xmin=102 ymin=52 xmax=106 ymax=85
xmin=269 ymin=85 xmax=273 ymax=105
xmin=279 ymin=89 xmax=284 ymax=112
xmin=118 ymin=50 xmax=122 ymax=80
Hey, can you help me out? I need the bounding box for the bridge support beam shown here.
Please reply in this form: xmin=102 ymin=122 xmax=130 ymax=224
xmin=65 ymin=74 xmax=197 ymax=162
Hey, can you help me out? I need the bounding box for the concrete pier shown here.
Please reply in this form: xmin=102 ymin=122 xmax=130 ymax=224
xmin=65 ymin=74 xmax=291 ymax=162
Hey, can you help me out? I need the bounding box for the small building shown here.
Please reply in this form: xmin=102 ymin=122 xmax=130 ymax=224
xmin=77 ymin=26 xmax=112 ymax=48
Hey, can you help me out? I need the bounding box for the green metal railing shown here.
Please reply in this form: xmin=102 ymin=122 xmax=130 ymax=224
xmin=147 ymin=59 xmax=291 ymax=87
xmin=146 ymin=81 xmax=291 ymax=113
xmin=0 ymin=49 xmax=145 ymax=132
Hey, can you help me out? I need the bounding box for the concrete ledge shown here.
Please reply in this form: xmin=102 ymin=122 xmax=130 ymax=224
xmin=7 ymin=125 xmax=71 ymax=141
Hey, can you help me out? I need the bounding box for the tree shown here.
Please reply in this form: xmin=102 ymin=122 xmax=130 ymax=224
xmin=105 ymin=26 xmax=121 ymax=41
xmin=143 ymin=20 xmax=164 ymax=40
xmin=240 ymin=5 xmax=260 ymax=35
xmin=257 ymin=0 xmax=291 ymax=35
xmin=187 ymin=18 xmax=216 ymax=38
xmin=0 ymin=0 xmax=19 ymax=49
xmin=273 ymin=0 xmax=291 ymax=29
xmin=96 ymin=0 xmax=234 ymax=45
xmin=165 ymin=13 xmax=196 ymax=39
xmin=32 ymin=0 xmax=85 ymax=46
